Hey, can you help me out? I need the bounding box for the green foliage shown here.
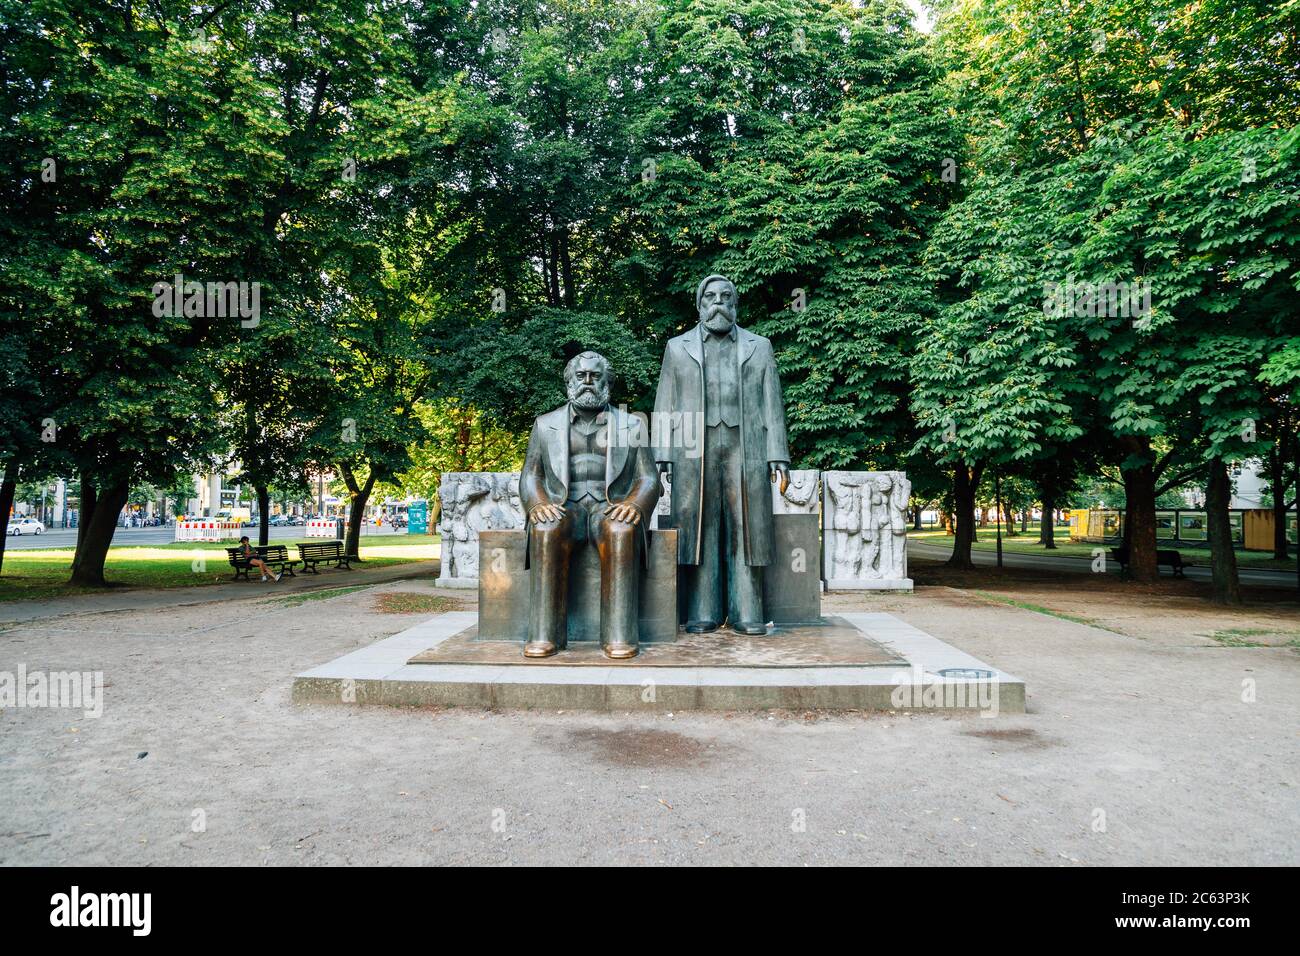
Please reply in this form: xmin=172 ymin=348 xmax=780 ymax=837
xmin=634 ymin=0 xmax=960 ymax=468
xmin=3 ymin=0 xmax=1297 ymax=589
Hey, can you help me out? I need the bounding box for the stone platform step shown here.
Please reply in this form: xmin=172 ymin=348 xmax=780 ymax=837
xmin=292 ymin=611 xmax=1024 ymax=714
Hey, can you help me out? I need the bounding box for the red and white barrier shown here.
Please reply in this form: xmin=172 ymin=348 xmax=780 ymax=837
xmin=305 ymin=519 xmax=340 ymax=538
xmin=174 ymin=520 xmax=243 ymax=542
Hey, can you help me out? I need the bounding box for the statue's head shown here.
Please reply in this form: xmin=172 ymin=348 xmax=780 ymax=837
xmin=875 ymin=474 xmax=893 ymax=492
xmin=696 ymin=274 xmax=737 ymax=334
xmin=564 ymin=350 xmax=612 ymax=410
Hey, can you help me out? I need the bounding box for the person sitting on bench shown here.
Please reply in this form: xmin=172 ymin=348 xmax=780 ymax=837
xmin=236 ymin=536 xmax=281 ymax=582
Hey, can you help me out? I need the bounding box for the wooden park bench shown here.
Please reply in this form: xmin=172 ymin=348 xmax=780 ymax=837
xmin=225 ymin=544 xmax=299 ymax=581
xmin=295 ymin=540 xmax=353 ymax=574
xmin=1108 ymin=545 xmax=1191 ymax=579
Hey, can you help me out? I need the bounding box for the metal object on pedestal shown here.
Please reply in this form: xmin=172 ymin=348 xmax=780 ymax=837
xmin=653 ymin=275 xmax=791 ymax=631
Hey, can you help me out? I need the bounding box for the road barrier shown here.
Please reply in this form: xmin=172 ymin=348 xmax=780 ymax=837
xmin=174 ymin=520 xmax=243 ymax=542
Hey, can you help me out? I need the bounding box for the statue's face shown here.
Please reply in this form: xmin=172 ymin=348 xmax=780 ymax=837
xmin=698 ymin=279 xmax=737 ymax=334
xmin=876 ymin=475 xmax=893 ymax=492
xmin=566 ymin=355 xmax=611 ymax=409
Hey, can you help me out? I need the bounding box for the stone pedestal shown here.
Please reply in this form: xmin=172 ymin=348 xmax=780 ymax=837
xmin=761 ymin=513 xmax=823 ymax=623
xmin=293 ymin=610 xmax=1025 ymax=713
xmin=826 ymin=577 xmax=914 ymax=591
xmin=661 ymin=512 xmax=824 ymax=625
xmin=476 ymin=529 xmax=678 ymax=644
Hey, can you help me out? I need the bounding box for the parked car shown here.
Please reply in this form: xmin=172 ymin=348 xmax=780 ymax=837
xmin=7 ymin=517 xmax=45 ymax=536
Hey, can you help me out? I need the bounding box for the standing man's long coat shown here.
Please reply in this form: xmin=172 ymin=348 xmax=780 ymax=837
xmin=653 ymin=324 xmax=790 ymax=566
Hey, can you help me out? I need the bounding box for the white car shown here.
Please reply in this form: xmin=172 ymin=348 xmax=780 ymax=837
xmin=8 ymin=517 xmax=45 ymax=535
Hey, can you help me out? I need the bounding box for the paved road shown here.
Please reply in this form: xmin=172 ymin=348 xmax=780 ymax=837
xmin=909 ymin=540 xmax=1298 ymax=588
xmin=3 ymin=524 xmax=401 ymax=550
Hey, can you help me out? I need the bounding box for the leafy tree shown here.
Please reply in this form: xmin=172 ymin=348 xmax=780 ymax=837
xmin=635 ymin=0 xmax=959 ymax=468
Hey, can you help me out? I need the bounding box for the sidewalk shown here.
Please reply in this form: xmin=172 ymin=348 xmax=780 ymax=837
xmin=909 ymin=541 xmax=1297 ymax=588
xmin=0 ymin=559 xmax=440 ymax=626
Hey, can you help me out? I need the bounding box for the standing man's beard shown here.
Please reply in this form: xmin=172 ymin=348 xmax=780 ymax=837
xmin=568 ymin=381 xmax=610 ymax=410
xmin=700 ymin=304 xmax=735 ymax=334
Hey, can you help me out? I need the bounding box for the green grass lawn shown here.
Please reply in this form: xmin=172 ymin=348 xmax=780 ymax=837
xmin=907 ymin=529 xmax=1297 ymax=572
xmin=0 ymin=535 xmax=441 ymax=603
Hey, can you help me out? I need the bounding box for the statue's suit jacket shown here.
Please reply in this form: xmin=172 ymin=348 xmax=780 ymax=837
xmin=519 ymin=403 xmax=661 ymax=568
xmin=653 ymin=323 xmax=789 ymax=566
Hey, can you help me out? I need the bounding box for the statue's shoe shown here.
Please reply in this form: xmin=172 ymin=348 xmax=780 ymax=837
xmin=602 ymin=642 xmax=639 ymax=660
xmin=523 ymin=640 xmax=558 ymax=658
xmin=733 ymin=622 xmax=768 ymax=636
xmin=685 ymin=620 xmax=719 ymax=633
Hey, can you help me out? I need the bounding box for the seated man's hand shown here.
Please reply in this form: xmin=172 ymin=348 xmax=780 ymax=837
xmin=603 ymin=503 xmax=642 ymax=526
xmin=529 ymin=503 xmax=566 ymax=524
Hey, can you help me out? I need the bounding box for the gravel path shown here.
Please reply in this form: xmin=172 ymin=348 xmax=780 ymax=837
xmin=1 ymin=566 xmax=1297 ymax=865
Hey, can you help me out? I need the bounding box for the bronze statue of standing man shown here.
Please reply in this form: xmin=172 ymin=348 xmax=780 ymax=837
xmin=653 ymin=276 xmax=790 ymax=635
xmin=520 ymin=351 xmax=661 ymax=659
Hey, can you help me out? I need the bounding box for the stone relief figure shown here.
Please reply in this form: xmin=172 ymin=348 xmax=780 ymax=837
xmin=651 ymin=467 xmax=673 ymax=530
xmin=863 ymin=475 xmax=891 ymax=575
xmin=884 ymin=473 xmax=910 ymax=578
xmin=824 ymin=470 xmax=913 ymax=588
xmin=436 ymin=471 xmax=525 ymax=583
xmin=453 ymin=476 xmax=491 ymax=578
xmin=826 ymin=473 xmax=865 ymax=578
xmin=773 ymin=469 xmax=820 ymax=514
xmin=488 ymin=473 xmax=524 ymax=530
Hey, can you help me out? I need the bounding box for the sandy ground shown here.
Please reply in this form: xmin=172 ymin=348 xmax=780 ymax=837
xmin=1 ymin=559 xmax=1297 ymax=866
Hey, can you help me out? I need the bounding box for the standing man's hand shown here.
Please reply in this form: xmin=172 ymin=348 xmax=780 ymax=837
xmin=770 ymin=461 xmax=790 ymax=496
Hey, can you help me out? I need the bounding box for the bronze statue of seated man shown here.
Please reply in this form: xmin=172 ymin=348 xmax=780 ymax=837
xmin=519 ymin=351 xmax=661 ymax=660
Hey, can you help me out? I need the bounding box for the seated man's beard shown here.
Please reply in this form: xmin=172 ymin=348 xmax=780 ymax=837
xmin=568 ymin=382 xmax=610 ymax=409
xmin=701 ymin=305 xmax=735 ymax=333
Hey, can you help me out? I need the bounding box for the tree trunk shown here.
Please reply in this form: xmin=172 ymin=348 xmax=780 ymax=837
xmin=0 ymin=475 xmax=16 ymax=575
xmin=559 ymin=229 xmax=575 ymax=308
xmin=1020 ymin=508 xmax=1028 ymax=533
xmin=75 ymin=471 xmax=97 ymax=563
xmin=1270 ymin=444 xmax=1289 ymax=560
xmin=340 ymin=464 xmax=377 ymax=560
xmin=947 ymin=463 xmax=983 ymax=569
xmin=547 ymin=232 xmax=561 ymax=306
xmin=69 ymin=480 xmax=129 ymax=587
xmin=912 ymin=505 xmax=922 ymax=531
xmin=256 ymin=484 xmax=270 ymax=547
xmin=1039 ymin=497 xmax=1057 ymax=549
xmin=1205 ymin=456 xmax=1242 ymax=605
xmin=1119 ymin=438 xmax=1159 ymax=582
xmin=1004 ymin=503 xmax=1018 ymax=536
